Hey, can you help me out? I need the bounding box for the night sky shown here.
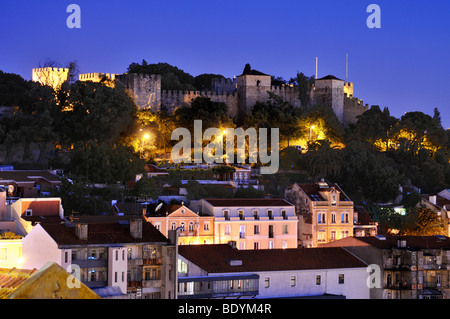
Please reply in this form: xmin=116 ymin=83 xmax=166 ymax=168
xmin=1 ymin=0 xmax=449 ymax=127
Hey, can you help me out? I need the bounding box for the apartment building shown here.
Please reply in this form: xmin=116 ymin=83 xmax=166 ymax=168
xmin=145 ymin=203 xmax=215 ymax=245
xmin=285 ymin=181 xmax=354 ymax=247
xmin=200 ymin=198 xmax=298 ymax=250
xmin=324 ymin=235 xmax=450 ymax=299
xmin=177 ymin=243 xmax=370 ymax=299
xmin=22 ymin=217 xmax=176 ymax=299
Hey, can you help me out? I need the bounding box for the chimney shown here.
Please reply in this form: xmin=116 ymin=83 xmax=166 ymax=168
xmin=429 ymin=195 xmax=437 ymax=205
xmin=228 ymin=241 xmax=237 ymax=249
xmin=75 ymin=223 xmax=88 ymax=240
xmin=130 ymin=218 xmax=143 ymax=239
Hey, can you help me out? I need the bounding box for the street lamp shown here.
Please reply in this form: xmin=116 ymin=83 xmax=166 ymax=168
xmin=310 ymin=125 xmax=315 ymax=141
xmin=141 ymin=133 xmax=150 ymax=158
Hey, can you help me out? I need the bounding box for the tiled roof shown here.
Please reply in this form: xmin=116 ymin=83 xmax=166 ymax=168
xmin=203 ymin=198 xmax=293 ymax=207
xmin=295 ymin=183 xmax=351 ymax=202
xmin=0 ymin=170 xmax=61 ymax=184
xmin=179 ymin=244 xmax=367 ymax=274
xmin=317 ymin=75 xmax=344 ymax=81
xmin=335 ymin=235 xmax=450 ymax=250
xmin=0 ymin=268 xmax=37 ymax=299
xmin=40 ymin=218 xmax=169 ymax=246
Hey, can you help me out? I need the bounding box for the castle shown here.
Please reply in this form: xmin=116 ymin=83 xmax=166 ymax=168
xmin=32 ymin=67 xmax=369 ymax=125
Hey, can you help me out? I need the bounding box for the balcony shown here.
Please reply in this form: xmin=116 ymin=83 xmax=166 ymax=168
xmin=143 ymin=258 xmax=162 ymax=265
xmin=72 ymin=258 xmax=108 ymax=268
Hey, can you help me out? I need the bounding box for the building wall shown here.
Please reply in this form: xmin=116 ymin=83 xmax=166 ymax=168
xmin=237 ymin=74 xmax=272 ymax=114
xmin=256 ymin=267 xmax=369 ymax=299
xmin=108 ymin=246 xmax=128 ymax=294
xmin=201 ymin=201 xmax=298 ymax=249
xmin=0 ymin=239 xmax=23 ymax=269
xmin=21 ymin=224 xmax=61 ymax=270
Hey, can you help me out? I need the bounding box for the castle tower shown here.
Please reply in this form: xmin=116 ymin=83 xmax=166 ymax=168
xmin=312 ymin=75 xmax=345 ymax=123
xmin=344 ymin=82 xmax=354 ymax=97
xmin=32 ymin=67 xmax=69 ymax=91
xmin=236 ymin=69 xmax=272 ymax=114
xmin=116 ymin=73 xmax=162 ymax=111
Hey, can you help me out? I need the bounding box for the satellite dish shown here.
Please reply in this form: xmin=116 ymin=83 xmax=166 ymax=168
xmin=155 ymin=203 xmax=163 ymax=212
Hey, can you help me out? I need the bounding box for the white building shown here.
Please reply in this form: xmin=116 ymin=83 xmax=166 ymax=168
xmin=178 ymin=243 xmax=370 ymax=299
xmin=22 ymin=218 xmax=176 ymax=299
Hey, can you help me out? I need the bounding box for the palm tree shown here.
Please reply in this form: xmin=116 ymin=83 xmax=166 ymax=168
xmin=307 ymin=140 xmax=343 ymax=178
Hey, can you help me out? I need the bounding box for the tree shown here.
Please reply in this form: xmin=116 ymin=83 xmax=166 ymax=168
xmin=57 ymin=80 xmax=137 ymax=145
xmin=291 ymin=72 xmax=315 ymax=110
xmin=132 ymin=177 xmax=159 ymax=199
xmin=401 ymin=207 xmax=446 ymax=236
xmin=242 ymin=63 xmax=252 ymax=75
xmin=194 ymin=73 xmax=225 ymax=91
xmin=127 ymin=60 xmax=196 ymax=91
xmin=305 ymin=140 xmax=344 ymax=179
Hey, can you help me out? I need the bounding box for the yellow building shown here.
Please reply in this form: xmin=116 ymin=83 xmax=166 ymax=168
xmin=145 ymin=204 xmax=215 ymax=246
xmin=286 ymin=182 xmax=354 ymax=247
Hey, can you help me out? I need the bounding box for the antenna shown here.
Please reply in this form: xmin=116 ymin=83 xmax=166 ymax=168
xmin=315 ymin=57 xmax=318 ymax=79
xmin=346 ymin=53 xmax=349 ymax=81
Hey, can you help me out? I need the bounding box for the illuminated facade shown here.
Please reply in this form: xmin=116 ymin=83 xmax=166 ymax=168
xmin=200 ymin=198 xmax=298 ymax=250
xmin=286 ymin=181 xmax=354 ymax=247
xmin=145 ymin=204 xmax=215 ymax=245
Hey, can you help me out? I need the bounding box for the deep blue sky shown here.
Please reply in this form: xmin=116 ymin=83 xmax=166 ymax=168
xmin=1 ymin=0 xmax=449 ymax=127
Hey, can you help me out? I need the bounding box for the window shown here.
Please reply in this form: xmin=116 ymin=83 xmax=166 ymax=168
xmin=341 ymin=213 xmax=349 ymax=224
xmin=339 ymin=274 xmax=344 ymax=284
xmin=224 ymin=210 xmax=230 ymax=220
xmin=1 ymin=248 xmax=9 ymax=260
xmin=331 ymin=195 xmax=337 ymax=206
xmin=239 ymin=225 xmax=245 ymax=238
xmin=65 ymin=251 xmax=69 ymax=263
xmin=331 ymin=213 xmax=336 ymax=224
xmin=180 ymin=222 xmax=186 ymax=232
xmin=115 ymin=272 xmax=118 ymax=283
xmin=254 ymin=224 xmax=260 ymax=235
xmin=239 ymin=210 xmax=245 ymax=220
xmin=170 ymin=222 xmax=177 ymax=231
xmin=188 ymin=222 xmax=195 ymax=232
xmin=253 ymin=210 xmax=259 ymax=220
xmin=268 ymin=225 xmax=274 ymax=238
xmin=340 ymin=230 xmax=349 ymax=239
xmin=282 ymin=210 xmax=287 ymax=220
xmin=264 ymin=277 xmax=270 ymax=288
xmin=203 ymin=222 xmax=210 ymax=232
xmin=290 ymin=276 xmax=296 ymax=287
xmin=254 ymin=242 xmax=260 ymax=250
xmin=115 ymin=250 xmax=118 ymax=261
xmin=316 ymin=275 xmax=321 ymax=285
xmin=282 ymin=224 xmax=288 ymax=235
xmin=268 ymin=241 xmax=274 ymax=249
xmin=268 ymin=210 xmax=273 ymax=220
xmin=127 ymin=248 xmax=132 ymax=259
xmin=122 ymin=250 xmax=125 ymax=260
xmin=256 ymin=80 xmax=261 ymax=87
xmin=317 ymin=230 xmax=326 ymax=243
xmin=318 ymin=213 xmax=326 ymax=224
xmin=331 ymin=231 xmax=336 ymax=241
xmin=224 ymin=225 xmax=231 ymax=236
xmin=154 ymin=222 xmax=161 ymax=231
xmin=25 ymin=209 xmax=32 ymax=217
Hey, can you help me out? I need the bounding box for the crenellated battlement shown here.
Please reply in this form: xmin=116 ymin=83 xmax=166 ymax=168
xmin=79 ymin=72 xmax=116 ymax=81
xmin=32 ymin=67 xmax=69 ymax=74
xmin=161 ymin=90 xmax=237 ymax=97
xmin=117 ymin=73 xmax=161 ymax=82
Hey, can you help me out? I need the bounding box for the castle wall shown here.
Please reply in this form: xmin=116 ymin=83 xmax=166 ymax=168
xmin=343 ymin=95 xmax=369 ymax=125
xmin=79 ymin=73 xmax=116 ymax=82
xmin=270 ymin=85 xmax=301 ymax=108
xmin=161 ymin=90 xmax=239 ymax=119
xmin=116 ymin=73 xmax=161 ymax=111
